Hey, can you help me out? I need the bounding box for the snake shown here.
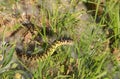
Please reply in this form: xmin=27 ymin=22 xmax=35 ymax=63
xmin=16 ymin=39 xmax=73 ymax=61
xmin=1 ymin=25 xmax=74 ymax=71
xmin=15 ymin=38 xmax=73 ymax=71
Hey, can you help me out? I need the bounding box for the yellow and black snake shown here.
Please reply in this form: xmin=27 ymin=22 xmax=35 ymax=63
xmin=16 ymin=39 xmax=73 ymax=62
xmin=15 ymin=38 xmax=73 ymax=71
xmin=0 ymin=24 xmax=74 ymax=71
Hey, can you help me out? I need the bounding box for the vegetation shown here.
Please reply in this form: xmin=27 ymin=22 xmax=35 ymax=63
xmin=0 ymin=0 xmax=119 ymax=79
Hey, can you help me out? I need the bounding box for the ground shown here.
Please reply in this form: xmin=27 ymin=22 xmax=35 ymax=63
xmin=0 ymin=0 xmax=120 ymax=79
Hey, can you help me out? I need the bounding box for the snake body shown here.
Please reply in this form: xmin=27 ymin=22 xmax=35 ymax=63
xmin=15 ymin=39 xmax=73 ymax=71
xmin=16 ymin=39 xmax=73 ymax=62
xmin=1 ymin=26 xmax=74 ymax=71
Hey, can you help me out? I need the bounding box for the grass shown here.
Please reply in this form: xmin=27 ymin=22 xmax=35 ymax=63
xmin=0 ymin=0 xmax=120 ymax=79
